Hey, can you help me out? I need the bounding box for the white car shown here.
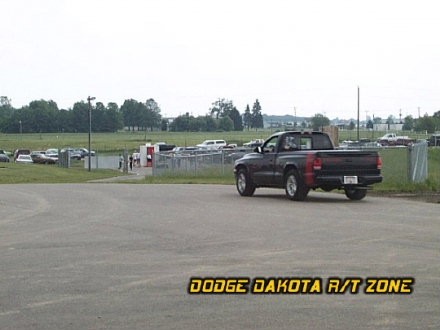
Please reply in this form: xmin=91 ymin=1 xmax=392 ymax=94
xmin=15 ymin=155 xmax=33 ymax=163
xmin=196 ymin=140 xmax=227 ymax=150
xmin=243 ymin=139 xmax=265 ymax=147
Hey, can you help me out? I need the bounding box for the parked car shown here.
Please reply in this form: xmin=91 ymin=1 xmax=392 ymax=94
xmin=156 ymin=144 xmax=176 ymax=152
xmin=243 ymin=139 xmax=264 ymax=148
xmin=427 ymin=134 xmax=440 ymax=146
xmin=0 ymin=153 xmax=10 ymax=162
xmin=45 ymin=148 xmax=59 ymax=154
xmin=14 ymin=149 xmax=31 ymax=160
xmin=45 ymin=149 xmax=59 ymax=162
xmin=78 ymin=148 xmax=95 ymax=157
xmin=196 ymin=140 xmax=227 ymax=150
xmin=15 ymin=154 xmax=33 ymax=163
xmin=170 ymin=146 xmax=199 ymax=154
xmin=221 ymin=144 xmax=238 ymax=149
xmin=61 ymin=148 xmax=82 ymax=160
xmin=31 ymin=151 xmax=57 ymax=164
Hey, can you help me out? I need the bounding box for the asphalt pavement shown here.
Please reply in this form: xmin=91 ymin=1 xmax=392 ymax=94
xmin=0 ymin=184 xmax=438 ymax=330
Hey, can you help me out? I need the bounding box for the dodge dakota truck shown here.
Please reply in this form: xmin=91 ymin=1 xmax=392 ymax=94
xmin=234 ymin=131 xmax=383 ymax=201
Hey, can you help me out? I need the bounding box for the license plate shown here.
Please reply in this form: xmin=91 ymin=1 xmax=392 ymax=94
xmin=344 ymin=176 xmax=358 ymax=184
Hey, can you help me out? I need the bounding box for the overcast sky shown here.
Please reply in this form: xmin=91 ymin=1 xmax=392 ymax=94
xmin=1 ymin=0 xmax=439 ymax=120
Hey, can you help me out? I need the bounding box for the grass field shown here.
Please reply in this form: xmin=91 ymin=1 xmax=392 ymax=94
xmin=376 ymin=147 xmax=439 ymax=191
xmin=1 ymin=131 xmax=438 ymax=192
xmin=0 ymin=162 xmax=127 ymax=184
xmin=0 ymin=130 xmax=431 ymax=154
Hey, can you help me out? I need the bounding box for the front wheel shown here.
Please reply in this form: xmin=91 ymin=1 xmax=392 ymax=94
xmin=344 ymin=188 xmax=367 ymax=200
xmin=236 ymin=168 xmax=256 ymax=197
xmin=285 ymin=169 xmax=309 ymax=201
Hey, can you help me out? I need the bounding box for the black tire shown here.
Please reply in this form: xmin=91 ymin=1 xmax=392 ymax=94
xmin=285 ymin=169 xmax=309 ymax=201
xmin=344 ymin=188 xmax=367 ymax=200
xmin=236 ymin=168 xmax=256 ymax=197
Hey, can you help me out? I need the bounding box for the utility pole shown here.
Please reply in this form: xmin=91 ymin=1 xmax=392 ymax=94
xmin=87 ymin=96 xmax=96 ymax=172
xmin=399 ymin=109 xmax=402 ymax=123
xmin=294 ymin=106 xmax=297 ymax=128
xmin=357 ymin=86 xmax=360 ymax=141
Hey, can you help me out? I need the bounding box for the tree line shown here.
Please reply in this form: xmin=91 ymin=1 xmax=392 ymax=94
xmin=0 ymin=97 xmax=162 ymax=134
xmin=364 ymin=112 xmax=440 ymax=133
xmin=169 ymin=99 xmax=264 ymax=132
xmin=0 ymin=96 xmax=265 ymax=133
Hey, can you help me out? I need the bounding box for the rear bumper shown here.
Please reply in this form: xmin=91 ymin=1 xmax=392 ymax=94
xmin=314 ymin=174 xmax=383 ymax=187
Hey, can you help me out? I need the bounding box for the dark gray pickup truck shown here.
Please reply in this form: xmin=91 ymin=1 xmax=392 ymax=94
xmin=234 ymin=131 xmax=383 ymax=201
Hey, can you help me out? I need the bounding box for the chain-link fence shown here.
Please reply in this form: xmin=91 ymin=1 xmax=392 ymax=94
xmin=152 ymin=149 xmax=253 ymax=176
xmin=152 ymin=144 xmax=434 ymax=187
xmin=407 ymin=140 xmax=428 ymax=183
xmin=369 ymin=142 xmax=429 ymax=184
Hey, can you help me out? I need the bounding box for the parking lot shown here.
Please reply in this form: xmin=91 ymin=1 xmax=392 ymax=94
xmin=0 ymin=184 xmax=439 ymax=329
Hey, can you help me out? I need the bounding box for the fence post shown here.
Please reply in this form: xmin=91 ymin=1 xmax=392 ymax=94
xmin=195 ymin=154 xmax=198 ymax=175
xmin=221 ymin=150 xmax=225 ymax=175
xmin=407 ymin=141 xmax=428 ymax=182
xmin=123 ymin=148 xmax=128 ymax=173
xmin=407 ymin=145 xmax=412 ymax=182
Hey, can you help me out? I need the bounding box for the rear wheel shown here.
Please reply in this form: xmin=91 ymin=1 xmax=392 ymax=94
xmin=285 ymin=169 xmax=309 ymax=201
xmin=344 ymin=188 xmax=367 ymax=200
xmin=236 ymin=168 xmax=256 ymax=196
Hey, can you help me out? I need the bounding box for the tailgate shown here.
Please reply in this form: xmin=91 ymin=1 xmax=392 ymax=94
xmin=316 ymin=150 xmax=380 ymax=176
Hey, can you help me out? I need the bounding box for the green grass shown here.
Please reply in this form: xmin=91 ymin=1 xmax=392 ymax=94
xmin=0 ymin=131 xmax=272 ymax=154
xmin=373 ymin=147 xmax=439 ymax=192
xmin=1 ymin=131 xmax=438 ymax=192
xmin=0 ymin=162 xmax=128 ymax=184
xmin=144 ymin=168 xmax=235 ymax=185
xmin=0 ymin=130 xmax=431 ymax=155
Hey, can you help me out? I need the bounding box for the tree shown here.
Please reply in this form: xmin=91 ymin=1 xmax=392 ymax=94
xmin=403 ymin=115 xmax=414 ymax=131
xmin=219 ymin=116 xmax=234 ymax=131
xmin=145 ymin=98 xmax=161 ymax=131
xmin=229 ymin=107 xmax=243 ymax=131
xmin=243 ymin=104 xmax=251 ymax=130
xmin=205 ymin=115 xmax=218 ymax=132
xmin=161 ymin=119 xmax=168 ymax=131
xmin=251 ymin=99 xmax=264 ymax=130
xmin=414 ymin=114 xmax=436 ymax=133
xmin=105 ymin=102 xmax=123 ymax=132
xmin=210 ymin=98 xmax=235 ymax=119
xmin=348 ymin=121 xmax=355 ymax=130
xmin=386 ymin=115 xmax=394 ymax=129
xmin=373 ymin=117 xmax=382 ymax=124
xmin=170 ymin=113 xmax=192 ymax=131
xmin=310 ymin=113 xmax=330 ymax=131
xmin=0 ymin=96 xmax=14 ymax=132
xmin=366 ymin=120 xmax=373 ymax=129
xmin=120 ymin=99 xmax=143 ymax=131
xmin=71 ymin=101 xmax=89 ymax=132
xmin=0 ymin=96 xmax=11 ymax=107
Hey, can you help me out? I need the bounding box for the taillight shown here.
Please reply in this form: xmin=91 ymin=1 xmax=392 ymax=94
xmin=376 ymin=156 xmax=382 ymax=170
xmin=313 ymin=157 xmax=322 ymax=171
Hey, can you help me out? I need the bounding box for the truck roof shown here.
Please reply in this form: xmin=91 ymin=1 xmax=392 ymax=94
xmin=270 ymin=131 xmax=327 ymax=137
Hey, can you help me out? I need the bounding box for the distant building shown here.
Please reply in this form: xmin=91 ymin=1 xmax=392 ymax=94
xmin=373 ymin=123 xmax=403 ymax=131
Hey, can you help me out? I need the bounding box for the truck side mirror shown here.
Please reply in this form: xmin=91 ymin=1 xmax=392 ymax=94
xmin=254 ymin=146 xmax=263 ymax=153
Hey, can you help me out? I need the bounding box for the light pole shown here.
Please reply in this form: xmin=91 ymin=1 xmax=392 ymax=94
xmin=87 ymin=96 xmax=96 ymax=171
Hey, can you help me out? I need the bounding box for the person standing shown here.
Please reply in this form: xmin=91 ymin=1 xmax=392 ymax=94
xmin=129 ymin=155 xmax=133 ymax=171
xmin=135 ymin=151 xmax=140 ymax=167
xmin=118 ymin=154 xmax=123 ymax=170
